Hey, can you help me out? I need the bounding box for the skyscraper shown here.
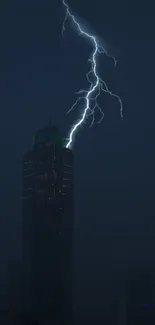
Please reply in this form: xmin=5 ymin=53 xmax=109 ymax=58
xmin=22 ymin=124 xmax=74 ymax=324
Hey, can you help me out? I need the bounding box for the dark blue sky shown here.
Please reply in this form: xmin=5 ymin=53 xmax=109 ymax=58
xmin=0 ymin=0 xmax=155 ymax=322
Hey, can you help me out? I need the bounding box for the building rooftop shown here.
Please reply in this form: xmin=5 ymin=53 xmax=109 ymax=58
xmin=33 ymin=123 xmax=62 ymax=148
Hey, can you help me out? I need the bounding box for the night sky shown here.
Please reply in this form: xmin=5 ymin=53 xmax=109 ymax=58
xmin=0 ymin=0 xmax=155 ymax=322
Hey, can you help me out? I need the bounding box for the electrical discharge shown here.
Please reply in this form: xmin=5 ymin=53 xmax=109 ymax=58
xmin=62 ymin=0 xmax=123 ymax=149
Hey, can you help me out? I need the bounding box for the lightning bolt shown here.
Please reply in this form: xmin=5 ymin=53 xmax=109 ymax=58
xmin=62 ymin=0 xmax=123 ymax=149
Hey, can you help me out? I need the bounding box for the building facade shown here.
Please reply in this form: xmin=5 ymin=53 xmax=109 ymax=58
xmin=22 ymin=125 xmax=74 ymax=324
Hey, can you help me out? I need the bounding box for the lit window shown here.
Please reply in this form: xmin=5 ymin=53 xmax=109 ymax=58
xmin=25 ymin=160 xmax=33 ymax=165
xmin=63 ymin=171 xmax=73 ymax=175
xmin=63 ymin=164 xmax=72 ymax=168
xmin=24 ymin=172 xmax=35 ymax=178
xmin=24 ymin=187 xmax=32 ymax=191
xmin=36 ymin=173 xmax=48 ymax=181
xmin=63 ymin=178 xmax=72 ymax=181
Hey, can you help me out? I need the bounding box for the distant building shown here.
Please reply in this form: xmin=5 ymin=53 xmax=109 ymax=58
xmin=22 ymin=124 xmax=74 ymax=324
xmin=126 ymin=268 xmax=155 ymax=325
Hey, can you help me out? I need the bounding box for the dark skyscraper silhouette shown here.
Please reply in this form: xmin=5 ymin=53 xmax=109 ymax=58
xmin=22 ymin=124 xmax=74 ymax=324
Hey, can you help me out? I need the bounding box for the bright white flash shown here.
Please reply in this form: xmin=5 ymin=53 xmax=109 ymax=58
xmin=62 ymin=0 xmax=123 ymax=149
